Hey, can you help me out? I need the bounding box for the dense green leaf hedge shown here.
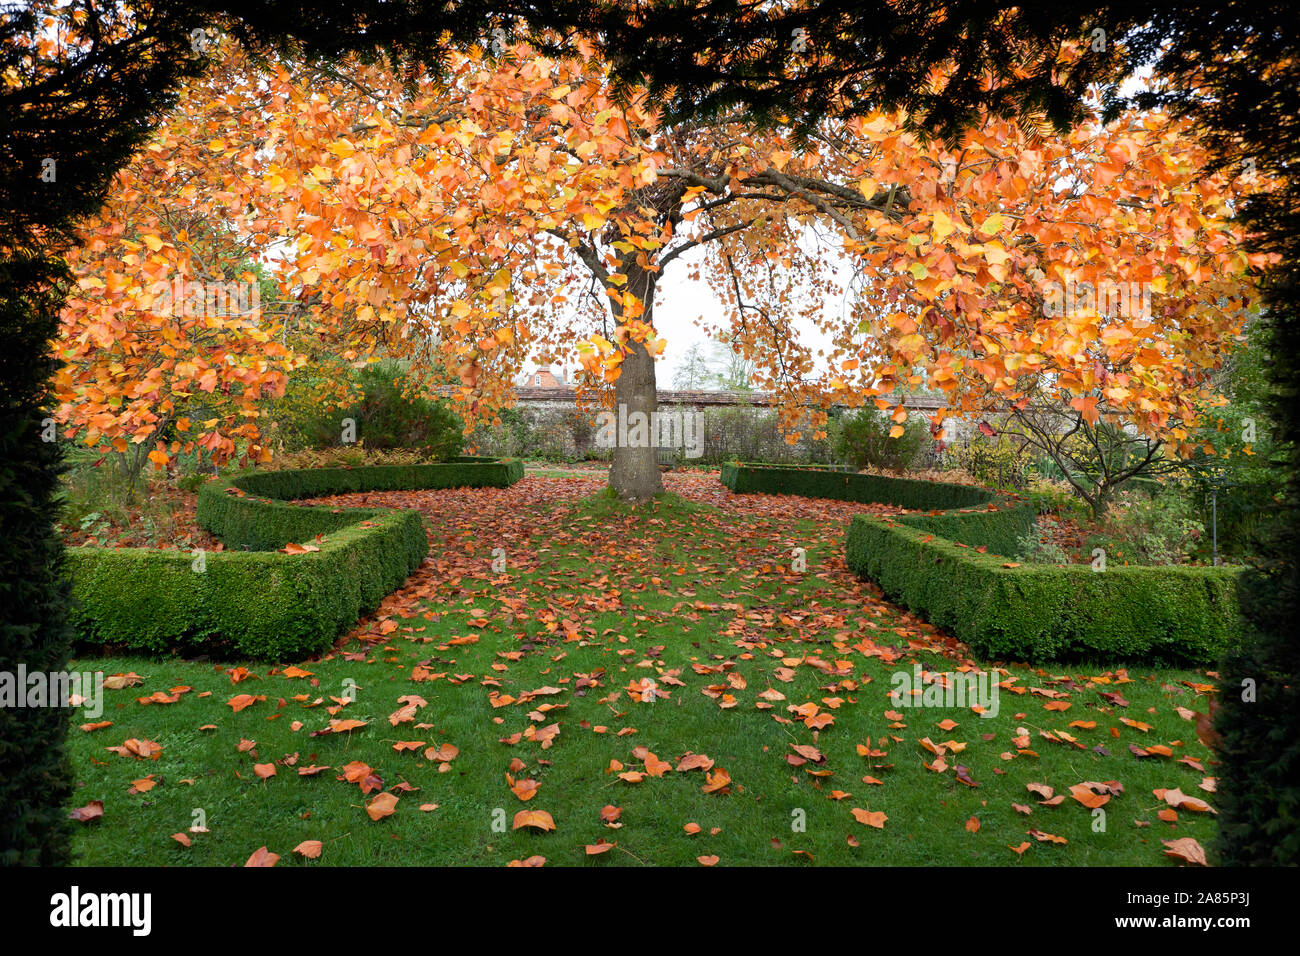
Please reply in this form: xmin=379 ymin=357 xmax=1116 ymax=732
xmin=722 ymin=463 xmax=1242 ymax=663
xmin=847 ymin=516 xmax=1244 ymax=664
xmin=67 ymin=459 xmax=522 ymax=660
xmin=720 ymin=461 xmax=993 ymax=510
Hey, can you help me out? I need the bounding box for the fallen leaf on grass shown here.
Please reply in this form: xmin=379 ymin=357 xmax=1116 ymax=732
xmin=513 ymin=810 xmax=556 ymax=832
xmin=1154 ymin=787 xmax=1217 ymax=814
xmin=675 ymin=753 xmax=714 ymax=772
xmin=702 ymin=768 xmax=731 ymax=794
xmin=510 ymin=777 xmax=540 ymax=801
xmin=226 ymin=694 xmax=265 ymax=713
xmin=365 ymin=792 xmax=398 ymax=821
xmin=245 ymin=846 xmax=279 ymax=867
xmin=106 ymin=737 xmax=163 ymax=760
xmin=851 ymin=808 xmax=887 ymax=829
xmin=424 ymin=742 xmax=459 ymax=763
xmin=293 ymin=840 xmax=323 ymax=859
xmin=1162 ymin=837 xmax=1208 ymax=866
xmin=1069 ymin=783 xmax=1109 ymax=808
xmin=68 ymin=801 xmax=103 ymax=823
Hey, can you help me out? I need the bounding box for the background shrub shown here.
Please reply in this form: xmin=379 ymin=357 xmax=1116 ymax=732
xmin=1085 ymin=485 xmax=1206 ymax=565
xmin=833 ymin=405 xmax=934 ymax=471
xmin=943 ymin=428 xmax=1033 ymax=489
xmin=277 ymin=360 xmax=463 ymax=459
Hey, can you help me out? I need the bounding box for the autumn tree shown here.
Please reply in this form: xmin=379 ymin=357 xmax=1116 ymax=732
xmin=66 ymin=38 xmax=1269 ymax=507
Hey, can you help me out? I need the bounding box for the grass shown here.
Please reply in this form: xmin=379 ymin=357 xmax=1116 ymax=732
xmin=65 ymin=476 xmax=1222 ymax=866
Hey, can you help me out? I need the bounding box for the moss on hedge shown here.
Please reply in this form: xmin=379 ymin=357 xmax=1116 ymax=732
xmin=67 ymin=459 xmax=523 ymax=660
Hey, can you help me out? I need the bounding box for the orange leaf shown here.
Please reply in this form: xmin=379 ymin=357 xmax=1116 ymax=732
xmin=512 ymin=810 xmax=556 ymax=832
xmin=294 ymin=840 xmax=323 ymax=859
xmin=365 ymin=792 xmax=399 ymax=821
xmin=282 ymin=542 xmax=321 ymax=554
xmin=245 ymin=846 xmax=280 ymax=867
xmin=851 ymin=808 xmax=888 ymax=829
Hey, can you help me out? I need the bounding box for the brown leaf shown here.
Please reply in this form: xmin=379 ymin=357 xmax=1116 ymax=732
xmin=68 ymin=801 xmax=104 ymax=823
xmin=1162 ymin=837 xmax=1208 ymax=866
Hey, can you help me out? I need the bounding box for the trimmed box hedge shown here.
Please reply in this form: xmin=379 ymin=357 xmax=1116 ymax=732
xmin=721 ymin=461 xmax=994 ymax=510
xmin=721 ymin=463 xmax=1242 ymax=664
xmin=198 ymin=459 xmax=523 ymax=552
xmin=67 ymin=458 xmax=523 ymax=660
xmin=846 ymin=516 xmax=1244 ymax=664
xmin=720 ymin=461 xmax=1037 ymax=554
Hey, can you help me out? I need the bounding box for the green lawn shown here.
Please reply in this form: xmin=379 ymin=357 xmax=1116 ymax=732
xmin=65 ymin=475 xmax=1221 ymax=866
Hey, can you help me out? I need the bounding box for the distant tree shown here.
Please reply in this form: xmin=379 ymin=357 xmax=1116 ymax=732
xmin=672 ymin=342 xmax=714 ymax=390
xmin=709 ymin=333 xmax=754 ymax=392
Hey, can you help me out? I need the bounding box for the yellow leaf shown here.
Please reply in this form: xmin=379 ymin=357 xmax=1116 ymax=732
xmin=931 ymin=210 xmax=956 ymax=242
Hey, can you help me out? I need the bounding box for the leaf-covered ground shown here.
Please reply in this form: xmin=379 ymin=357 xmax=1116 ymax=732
xmin=66 ymin=471 xmax=1220 ymax=866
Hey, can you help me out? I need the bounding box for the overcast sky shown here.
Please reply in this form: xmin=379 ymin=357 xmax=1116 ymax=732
xmin=522 ymin=233 xmax=855 ymax=387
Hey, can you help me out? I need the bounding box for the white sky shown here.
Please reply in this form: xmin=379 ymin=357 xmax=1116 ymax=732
xmin=522 ymin=233 xmax=854 ymax=386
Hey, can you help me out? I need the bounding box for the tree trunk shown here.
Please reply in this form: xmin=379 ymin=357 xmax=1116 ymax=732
xmin=607 ymin=261 xmax=663 ymax=502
